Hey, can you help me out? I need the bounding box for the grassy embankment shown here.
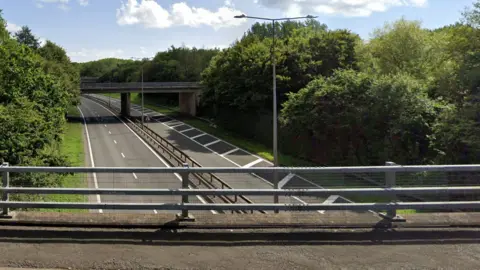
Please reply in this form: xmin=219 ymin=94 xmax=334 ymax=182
xmin=42 ymin=105 xmax=87 ymax=212
xmin=103 ymin=93 xmax=419 ymax=213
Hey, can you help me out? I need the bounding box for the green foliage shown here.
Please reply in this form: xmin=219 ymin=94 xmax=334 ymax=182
xmin=78 ymin=58 xmax=132 ymax=77
xmin=201 ymin=21 xmax=359 ymax=113
xmin=14 ymin=26 xmax=40 ymax=50
xmin=281 ymin=70 xmax=439 ymax=165
xmin=0 ymin=12 xmax=79 ymax=188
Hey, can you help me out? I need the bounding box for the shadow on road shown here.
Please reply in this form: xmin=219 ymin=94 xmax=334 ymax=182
xmin=0 ymin=226 xmax=478 ymax=246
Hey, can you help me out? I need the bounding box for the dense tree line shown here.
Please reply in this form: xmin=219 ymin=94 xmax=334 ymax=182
xmin=78 ymin=1 xmax=480 ymax=166
xmin=0 ymin=10 xmax=80 ymax=187
xmin=200 ymin=2 xmax=480 ymax=166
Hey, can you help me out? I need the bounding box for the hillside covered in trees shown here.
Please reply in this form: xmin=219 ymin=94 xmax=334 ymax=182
xmin=79 ymin=1 xmax=480 ymax=166
xmin=0 ymin=10 xmax=80 ymax=187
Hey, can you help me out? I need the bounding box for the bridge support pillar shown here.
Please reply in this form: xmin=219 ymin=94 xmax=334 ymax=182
xmin=179 ymin=92 xmax=197 ymax=116
xmin=121 ymin=93 xmax=131 ymax=117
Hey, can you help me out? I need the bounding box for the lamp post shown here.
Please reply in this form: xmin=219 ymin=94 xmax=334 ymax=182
xmin=131 ymin=57 xmax=152 ymax=127
xmin=234 ymin=14 xmax=317 ymax=212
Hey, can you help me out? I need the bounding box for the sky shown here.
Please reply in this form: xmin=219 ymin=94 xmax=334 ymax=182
xmin=0 ymin=0 xmax=475 ymax=62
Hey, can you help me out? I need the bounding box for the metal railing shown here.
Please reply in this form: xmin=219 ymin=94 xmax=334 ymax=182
xmin=2 ymin=164 xmax=480 ymax=220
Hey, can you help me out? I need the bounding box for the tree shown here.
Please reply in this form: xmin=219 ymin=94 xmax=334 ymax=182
xmin=14 ymin=26 xmax=40 ymax=49
xmin=38 ymin=40 xmax=70 ymax=64
xmin=280 ymin=70 xmax=439 ymax=165
xmin=462 ymin=0 xmax=480 ymax=27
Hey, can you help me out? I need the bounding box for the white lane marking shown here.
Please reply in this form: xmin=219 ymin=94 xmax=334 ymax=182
xmin=169 ymin=123 xmax=184 ymax=128
xmin=243 ymin=158 xmax=263 ymax=168
xmin=104 ymin=124 xmax=107 ymax=127
xmin=153 ymin=209 xmax=158 ymax=214
xmin=220 ymin=148 xmax=239 ymax=156
xmin=78 ymin=106 xmax=103 ymax=214
xmin=121 ymin=152 xmax=125 ymax=158
xmin=108 ymin=131 xmax=111 ymax=135
xmin=278 ymin=173 xmax=295 ymax=189
xmin=89 ymin=99 xmax=214 ymax=213
xmin=95 ymin=95 xmax=317 ymax=209
xmin=190 ymin=133 xmax=206 ymax=140
xmin=181 ymin=128 xmax=195 ymax=133
xmin=113 ymin=140 xmax=117 ymax=144
xmin=203 ymin=139 xmax=221 ymax=147
xmin=132 ymin=172 xmax=138 ymax=179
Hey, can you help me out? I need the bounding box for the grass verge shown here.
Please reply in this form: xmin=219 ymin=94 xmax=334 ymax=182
xmin=42 ymin=105 xmax=87 ymax=212
xmin=125 ymin=94 xmax=314 ymax=167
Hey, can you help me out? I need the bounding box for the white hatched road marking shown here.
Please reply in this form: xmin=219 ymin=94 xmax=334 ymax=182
xmin=203 ymin=139 xmax=221 ymax=147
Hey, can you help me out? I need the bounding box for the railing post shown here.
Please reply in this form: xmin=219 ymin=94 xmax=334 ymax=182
xmin=176 ymin=163 xmax=195 ymax=222
xmin=381 ymin=161 xmax=405 ymax=222
xmin=1 ymin=162 xmax=10 ymax=217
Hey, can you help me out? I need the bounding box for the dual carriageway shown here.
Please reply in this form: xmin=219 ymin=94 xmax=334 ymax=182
xmin=79 ymin=95 xmax=337 ymax=215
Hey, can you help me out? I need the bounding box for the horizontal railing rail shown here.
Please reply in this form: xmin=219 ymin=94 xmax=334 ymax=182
xmin=1 ymin=187 xmax=479 ymax=196
xmin=0 ymin=201 xmax=479 ymax=211
xmin=3 ymin=165 xmax=480 ymax=173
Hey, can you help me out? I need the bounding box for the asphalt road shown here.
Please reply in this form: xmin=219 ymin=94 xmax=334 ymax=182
xmin=89 ymin=95 xmax=339 ymax=209
xmin=78 ymin=97 xmax=204 ymax=214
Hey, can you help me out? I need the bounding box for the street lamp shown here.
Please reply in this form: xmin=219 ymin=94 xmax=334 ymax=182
xmin=234 ymin=13 xmax=317 ymax=210
xmin=131 ymin=57 xmax=153 ymax=127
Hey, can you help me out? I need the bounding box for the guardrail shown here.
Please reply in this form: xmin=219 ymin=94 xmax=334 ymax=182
xmin=87 ymin=95 xmax=261 ymax=214
xmin=2 ymin=163 xmax=480 ymax=221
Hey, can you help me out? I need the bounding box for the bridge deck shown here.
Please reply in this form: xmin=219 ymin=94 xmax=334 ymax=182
xmin=81 ymin=82 xmax=202 ymax=93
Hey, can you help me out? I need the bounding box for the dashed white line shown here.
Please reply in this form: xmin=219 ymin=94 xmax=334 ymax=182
xmin=132 ymin=172 xmax=138 ymax=179
xmin=243 ymin=158 xmax=263 ymax=168
xmin=113 ymin=140 xmax=117 ymax=144
xmin=89 ymin=99 xmax=214 ymax=214
xmin=190 ymin=133 xmax=206 ymax=140
xmin=220 ymin=148 xmax=239 ymax=156
xmin=121 ymin=152 xmax=125 ymax=158
xmin=78 ymin=106 xmax=103 ymax=214
xmin=203 ymin=139 xmax=221 ymax=147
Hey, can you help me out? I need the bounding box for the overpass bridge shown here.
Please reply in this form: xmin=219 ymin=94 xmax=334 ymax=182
xmin=80 ymin=82 xmax=202 ymax=116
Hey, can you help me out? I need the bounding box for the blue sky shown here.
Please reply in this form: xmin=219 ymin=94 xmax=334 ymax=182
xmin=0 ymin=0 xmax=475 ymax=62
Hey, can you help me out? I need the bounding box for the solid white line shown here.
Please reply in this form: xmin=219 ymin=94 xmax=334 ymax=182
xmin=102 ymin=96 xmax=317 ymax=209
xmin=89 ymin=99 xmax=214 ymax=213
xmin=108 ymin=131 xmax=111 ymax=135
xmin=78 ymin=106 xmax=103 ymax=214
xmin=121 ymin=152 xmax=125 ymax=158
xmin=169 ymin=123 xmax=184 ymax=128
xmin=132 ymin=172 xmax=138 ymax=179
xmin=243 ymin=158 xmax=263 ymax=168
xmin=181 ymin=128 xmax=195 ymax=133
xmin=190 ymin=133 xmax=206 ymax=140
xmin=203 ymin=139 xmax=221 ymax=147
xmin=278 ymin=173 xmax=295 ymax=189
xmin=113 ymin=140 xmax=117 ymax=144
xmin=220 ymin=148 xmax=239 ymax=156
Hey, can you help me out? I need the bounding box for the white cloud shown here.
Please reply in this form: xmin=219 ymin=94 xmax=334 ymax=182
xmin=116 ymin=0 xmax=246 ymax=30
xmin=78 ymin=0 xmax=88 ymax=6
xmin=35 ymin=0 xmax=71 ymax=10
xmin=254 ymin=0 xmax=428 ymax=17
xmin=6 ymin=22 xmax=21 ymax=33
xmin=68 ymin=48 xmax=125 ymax=62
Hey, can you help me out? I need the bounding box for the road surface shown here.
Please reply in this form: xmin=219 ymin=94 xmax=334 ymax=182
xmin=89 ymin=95 xmax=346 ymax=209
xmin=78 ymin=97 xmax=205 ymax=213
